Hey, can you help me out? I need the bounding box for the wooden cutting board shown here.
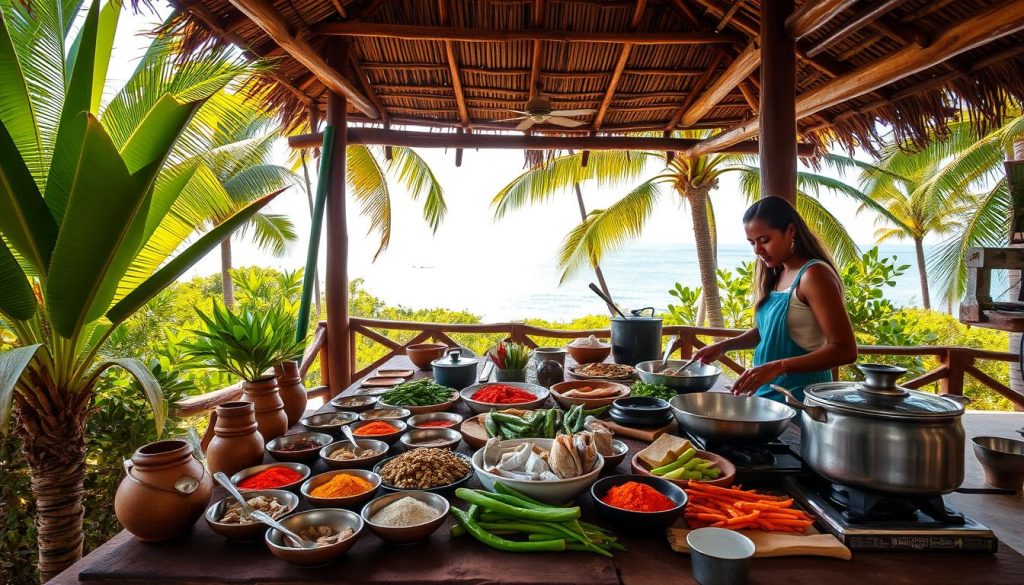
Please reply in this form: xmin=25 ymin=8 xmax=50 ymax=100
xmin=600 ymin=419 xmax=677 ymax=442
xmin=667 ymin=528 xmax=851 ymax=560
xmin=361 ymin=376 xmax=405 ymax=388
xmin=377 ymin=368 xmax=415 ymax=378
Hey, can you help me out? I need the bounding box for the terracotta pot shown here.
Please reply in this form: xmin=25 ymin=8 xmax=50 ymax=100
xmin=114 ymin=439 xmax=212 ymax=542
xmin=204 ymin=401 xmax=265 ymax=476
xmin=242 ymin=376 xmax=289 ymax=441
xmin=274 ymin=361 xmax=308 ymax=426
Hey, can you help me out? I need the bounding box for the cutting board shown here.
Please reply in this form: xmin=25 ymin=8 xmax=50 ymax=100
xmin=377 ymin=368 xmax=415 ymax=378
xmin=361 ymin=376 xmax=405 ymax=388
xmin=667 ymin=528 xmax=851 ymax=560
xmin=600 ymin=419 xmax=677 ymax=442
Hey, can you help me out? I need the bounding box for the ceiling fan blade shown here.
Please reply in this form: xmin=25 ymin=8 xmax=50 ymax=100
xmin=546 ymin=116 xmax=587 ymax=128
xmin=507 ymin=109 xmax=532 ymax=115
xmin=516 ymin=118 xmax=536 ymax=131
xmin=495 ymin=116 xmax=529 ymax=122
xmin=548 ymin=109 xmax=596 ymax=117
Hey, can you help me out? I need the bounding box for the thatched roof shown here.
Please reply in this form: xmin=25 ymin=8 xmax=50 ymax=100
xmin=163 ymin=0 xmax=1024 ymax=154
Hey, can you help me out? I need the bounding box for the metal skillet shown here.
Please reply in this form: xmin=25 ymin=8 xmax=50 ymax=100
xmin=669 ymin=392 xmax=796 ymax=445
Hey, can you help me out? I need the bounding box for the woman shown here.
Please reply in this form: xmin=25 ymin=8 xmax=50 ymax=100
xmin=693 ymin=196 xmax=857 ymax=402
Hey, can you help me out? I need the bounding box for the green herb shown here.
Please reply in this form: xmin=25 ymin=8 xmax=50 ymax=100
xmin=630 ymin=381 xmax=676 ymax=401
xmin=380 ymin=378 xmax=453 ymax=406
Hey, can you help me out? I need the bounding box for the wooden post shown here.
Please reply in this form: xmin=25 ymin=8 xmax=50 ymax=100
xmin=326 ymin=40 xmax=352 ymax=394
xmin=760 ymin=0 xmax=797 ymax=203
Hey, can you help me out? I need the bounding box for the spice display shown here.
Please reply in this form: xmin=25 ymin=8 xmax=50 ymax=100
xmin=377 ymin=448 xmax=470 ymax=489
xmin=489 ymin=342 xmax=531 ymax=370
xmin=601 ymin=482 xmax=676 ymax=512
xmin=219 ymin=495 xmax=288 ymax=525
xmin=327 ymin=445 xmax=382 ymax=461
xmin=415 ymin=420 xmax=455 ymax=428
xmin=684 ymin=482 xmax=815 ymax=532
xmin=353 ymin=421 xmax=398 ymax=436
xmin=380 ymin=379 xmax=453 ymax=406
xmin=630 ymin=381 xmax=676 ymax=402
xmin=483 ymin=405 xmax=609 ymax=440
xmin=370 ymin=496 xmax=441 ymax=527
xmin=309 ymin=474 xmax=375 ymax=498
xmin=291 ymin=525 xmax=355 ymax=548
xmin=275 ymin=437 xmax=322 ymax=452
xmin=473 ymin=384 xmax=537 ymax=404
xmin=450 ymin=482 xmax=622 ymax=556
xmin=649 ymin=447 xmax=720 ymax=480
xmin=237 ymin=466 xmax=304 ymax=489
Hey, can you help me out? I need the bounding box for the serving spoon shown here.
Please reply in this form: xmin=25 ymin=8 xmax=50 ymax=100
xmin=341 ymin=424 xmax=361 ymax=451
xmin=250 ymin=510 xmax=315 ymax=549
xmin=214 ymin=471 xmax=255 ymax=522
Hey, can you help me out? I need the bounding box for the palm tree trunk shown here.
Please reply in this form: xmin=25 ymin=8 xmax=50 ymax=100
xmin=220 ymin=238 xmax=235 ymax=310
xmin=301 ymin=153 xmax=323 ymax=317
xmin=574 ymin=183 xmax=615 ymax=315
xmin=913 ymin=237 xmax=931 ymax=310
xmin=685 ymin=186 xmax=724 ymax=327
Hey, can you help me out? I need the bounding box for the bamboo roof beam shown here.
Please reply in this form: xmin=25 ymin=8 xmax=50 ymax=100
xmin=437 ymin=0 xmax=470 ymax=165
xmin=357 ymin=63 xmax=705 ymax=77
xmin=687 ymin=0 xmax=1024 ymax=157
xmin=224 ymin=0 xmax=378 ymax=118
xmin=786 ymin=0 xmax=859 ymax=40
xmin=529 ymin=0 xmax=546 ymax=99
xmin=716 ymin=0 xmax=745 ymax=33
xmin=348 ymin=51 xmax=390 ymax=127
xmin=592 ymin=0 xmax=647 ymax=130
xmin=664 ymin=53 xmax=725 ymax=130
xmin=806 ymin=0 xmax=918 ymax=57
xmin=675 ymin=41 xmax=759 ymax=128
xmin=738 ymin=79 xmax=759 ymax=113
xmin=342 ymin=116 xmax=743 ymax=132
xmin=313 ymin=22 xmax=741 ymax=44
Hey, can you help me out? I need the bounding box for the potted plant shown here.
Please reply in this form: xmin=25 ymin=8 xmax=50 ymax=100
xmin=489 ymin=341 xmax=532 ymax=382
xmin=183 ymin=301 xmax=306 ymax=441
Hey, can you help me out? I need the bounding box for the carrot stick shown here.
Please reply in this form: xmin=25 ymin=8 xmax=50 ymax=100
xmin=734 ymin=502 xmax=805 ymax=516
xmin=724 ymin=510 xmax=760 ymax=526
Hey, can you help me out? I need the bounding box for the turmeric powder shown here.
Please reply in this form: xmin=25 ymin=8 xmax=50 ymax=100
xmin=309 ymin=473 xmax=374 ymax=498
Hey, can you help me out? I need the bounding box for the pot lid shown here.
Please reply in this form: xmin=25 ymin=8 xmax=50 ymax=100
xmin=805 ymin=381 xmax=964 ymax=419
xmin=611 ymin=307 xmax=662 ymax=322
xmin=431 ymin=348 xmax=478 ymax=369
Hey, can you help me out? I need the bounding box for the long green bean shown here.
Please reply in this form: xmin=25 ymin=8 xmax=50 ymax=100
xmin=455 ymin=488 xmax=580 ymax=522
xmin=450 ymin=508 xmax=566 ymax=553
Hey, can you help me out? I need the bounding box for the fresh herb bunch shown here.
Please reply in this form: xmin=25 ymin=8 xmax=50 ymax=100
xmin=183 ymin=301 xmax=307 ymax=381
xmin=490 ymin=341 xmax=531 ymax=370
xmin=381 ymin=378 xmax=453 ymax=406
xmin=630 ymin=381 xmax=676 ymax=401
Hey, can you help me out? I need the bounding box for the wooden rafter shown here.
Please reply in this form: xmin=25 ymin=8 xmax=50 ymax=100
xmin=665 ymin=53 xmax=725 ymax=130
xmin=436 ymin=0 xmax=470 ymax=128
xmin=348 ymin=51 xmax=390 ymax=127
xmin=786 ymin=0 xmax=859 ymax=40
xmin=688 ymin=0 xmax=1024 ymax=157
xmin=738 ymin=79 xmax=759 ymax=113
xmin=593 ymin=0 xmax=647 ymax=130
xmin=806 ymin=0 xmax=915 ymax=57
xmin=676 ymin=41 xmax=759 ymax=128
xmin=313 ymin=22 xmax=741 ymax=44
xmin=716 ymin=0 xmax=745 ymax=33
xmin=356 ymin=63 xmax=706 ymax=77
xmin=224 ymin=0 xmax=378 ymax=118
xmin=529 ymin=0 xmax=546 ymax=99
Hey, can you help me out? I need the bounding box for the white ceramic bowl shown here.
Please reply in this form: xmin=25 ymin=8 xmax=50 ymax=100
xmin=460 ymin=382 xmax=550 ymax=414
xmin=471 ymin=438 xmax=603 ymax=503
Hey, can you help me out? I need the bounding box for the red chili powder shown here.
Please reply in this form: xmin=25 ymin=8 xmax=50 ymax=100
xmin=416 ymin=420 xmax=455 ymax=428
xmin=601 ymin=481 xmax=676 ymax=512
xmin=237 ymin=466 xmax=303 ymax=490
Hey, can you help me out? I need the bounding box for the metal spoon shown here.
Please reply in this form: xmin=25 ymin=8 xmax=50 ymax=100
xmin=250 ymin=510 xmax=314 ymax=549
xmin=340 ymin=424 xmax=360 ymax=451
xmin=658 ymin=335 xmax=678 ymax=372
xmin=588 ymin=283 xmax=628 ymax=320
xmin=213 ymin=471 xmax=253 ymax=522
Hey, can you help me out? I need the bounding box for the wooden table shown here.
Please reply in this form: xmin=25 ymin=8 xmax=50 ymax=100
xmin=51 ymin=356 xmax=1024 ymax=584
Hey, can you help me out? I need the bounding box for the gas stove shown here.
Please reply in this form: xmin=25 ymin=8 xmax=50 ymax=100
xmin=684 ymin=432 xmax=804 ymax=486
xmin=784 ymin=475 xmax=998 ymax=553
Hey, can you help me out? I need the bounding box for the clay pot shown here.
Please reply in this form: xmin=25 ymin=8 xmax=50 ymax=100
xmin=406 ymin=343 xmax=448 ymax=370
xmin=274 ymin=360 xmax=308 ymax=426
xmin=242 ymin=376 xmax=289 ymax=441
xmin=204 ymin=401 xmax=265 ymax=476
xmin=114 ymin=439 xmax=213 ymax=542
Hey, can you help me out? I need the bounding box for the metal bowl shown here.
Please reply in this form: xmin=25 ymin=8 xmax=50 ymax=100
xmin=329 ymin=395 xmax=378 ymax=412
xmin=320 ymin=439 xmax=390 ymax=470
xmin=670 ymin=393 xmax=795 ymax=445
xmin=972 ymin=436 xmax=1024 ymax=490
xmin=204 ymin=489 xmax=299 ymax=542
xmin=460 ymin=382 xmax=550 ymax=414
xmin=407 ymin=411 xmax=464 ymax=430
xmin=374 ymin=452 xmax=474 ymax=493
xmin=300 ymin=469 xmax=381 ymax=508
xmin=635 ymin=360 xmax=721 ymax=393
xmin=400 ymin=428 xmax=462 ymax=450
xmin=266 ymin=432 xmax=333 ymax=463
xmin=231 ymin=462 xmax=311 ymax=493
xmin=360 ymin=491 xmax=450 ymax=544
xmin=300 ymin=411 xmax=358 ymax=437
xmin=264 ymin=508 xmax=363 ymax=567
xmin=348 ymin=419 xmax=407 ymax=445
xmin=358 ymin=407 xmax=412 ymax=421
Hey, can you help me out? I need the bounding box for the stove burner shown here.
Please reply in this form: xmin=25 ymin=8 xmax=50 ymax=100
xmin=828 ymin=483 xmax=966 ymax=525
xmin=718 ymin=446 xmax=777 ymax=466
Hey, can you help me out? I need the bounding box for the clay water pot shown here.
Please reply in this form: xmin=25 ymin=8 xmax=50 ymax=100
xmin=242 ymin=376 xmax=289 ymax=441
xmin=274 ymin=360 xmax=308 ymax=426
xmin=204 ymin=401 xmax=265 ymax=476
xmin=114 ymin=439 xmax=212 ymax=542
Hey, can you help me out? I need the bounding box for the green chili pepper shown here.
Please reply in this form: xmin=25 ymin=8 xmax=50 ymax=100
xmin=450 ymin=508 xmax=566 ymax=553
xmin=455 ymin=489 xmax=580 ymax=522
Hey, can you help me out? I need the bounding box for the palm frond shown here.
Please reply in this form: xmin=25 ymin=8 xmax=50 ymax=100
xmin=385 ymin=146 xmax=446 ymax=232
xmin=346 ymin=144 xmax=391 ymax=260
xmin=236 ymin=213 xmax=296 ymax=257
xmin=794 ymin=192 xmax=860 ymax=267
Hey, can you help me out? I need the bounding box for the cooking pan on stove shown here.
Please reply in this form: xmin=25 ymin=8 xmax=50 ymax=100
xmin=669 ymin=393 xmax=796 ymax=445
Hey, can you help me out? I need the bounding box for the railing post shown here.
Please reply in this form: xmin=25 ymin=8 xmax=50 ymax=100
xmin=679 ymin=332 xmax=694 ymax=359
xmin=940 ymin=349 xmax=967 ymax=398
xmin=320 ymin=334 xmax=331 ymax=390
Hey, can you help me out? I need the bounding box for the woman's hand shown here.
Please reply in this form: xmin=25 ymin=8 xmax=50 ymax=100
xmin=692 ymin=341 xmax=728 ymax=365
xmin=731 ymin=361 xmax=786 ymax=395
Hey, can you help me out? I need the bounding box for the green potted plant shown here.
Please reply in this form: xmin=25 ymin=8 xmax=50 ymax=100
xmin=489 ymin=341 xmax=532 ymax=382
xmin=183 ymin=301 xmax=306 ymax=441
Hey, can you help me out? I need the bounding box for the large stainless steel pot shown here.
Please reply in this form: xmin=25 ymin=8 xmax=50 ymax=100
xmin=773 ymin=364 xmax=966 ymax=496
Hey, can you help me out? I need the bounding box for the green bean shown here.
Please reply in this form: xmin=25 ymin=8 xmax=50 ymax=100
xmin=478 ymin=522 xmax=565 ymax=538
xmin=494 ymin=482 xmax=549 ymax=507
xmin=491 ymin=412 xmax=528 ymax=425
xmin=455 ymin=489 xmax=580 ymax=522
xmin=450 ymin=508 xmax=566 ymax=553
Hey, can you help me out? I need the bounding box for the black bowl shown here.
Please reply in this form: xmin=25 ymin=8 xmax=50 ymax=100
xmin=590 ymin=474 xmax=687 ymax=533
xmin=609 ymin=397 xmax=672 ymax=428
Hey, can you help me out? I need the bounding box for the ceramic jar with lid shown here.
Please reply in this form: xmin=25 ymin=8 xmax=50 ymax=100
xmin=430 ymin=348 xmax=479 ymax=390
xmin=204 ymin=401 xmax=264 ymax=476
xmin=274 ymin=360 xmax=308 ymax=426
xmin=114 ymin=439 xmax=213 ymax=541
xmin=242 ymin=376 xmax=289 ymax=441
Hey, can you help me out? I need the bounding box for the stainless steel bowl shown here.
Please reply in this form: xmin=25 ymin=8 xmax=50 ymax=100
xmin=205 ymin=489 xmax=299 ymax=542
xmin=265 ymin=508 xmax=363 ymax=567
xmin=636 ymin=360 xmax=721 ymax=393
xmin=358 ymin=407 xmax=412 ymax=421
xmin=300 ymin=411 xmax=358 ymax=437
xmin=670 ymin=392 xmax=795 ymax=444
xmin=266 ymin=432 xmax=333 ymax=463
xmin=329 ymin=395 xmax=378 ymax=412
xmin=300 ymin=469 xmax=381 ymax=508
xmin=400 ymin=428 xmax=462 ymax=450
xmin=407 ymin=411 xmax=464 ymax=429
xmin=973 ymin=436 xmax=1024 ymax=490
xmin=230 ymin=462 xmax=311 ymax=493
xmin=360 ymin=491 xmax=449 ymax=544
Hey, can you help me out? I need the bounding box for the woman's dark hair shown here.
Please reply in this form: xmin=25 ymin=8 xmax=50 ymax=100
xmin=743 ymin=196 xmax=838 ymax=308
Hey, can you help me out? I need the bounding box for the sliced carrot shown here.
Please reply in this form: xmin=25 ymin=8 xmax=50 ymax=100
xmin=724 ymin=510 xmax=760 ymax=526
xmin=734 ymin=502 xmax=805 ymax=516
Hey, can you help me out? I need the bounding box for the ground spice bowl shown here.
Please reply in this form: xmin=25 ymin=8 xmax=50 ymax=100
xmin=400 ymin=428 xmax=462 ymax=450
xmin=373 ymin=452 xmax=474 ymax=494
xmin=265 ymin=508 xmax=364 ymax=568
xmin=266 ymin=432 xmax=334 ymax=463
xmin=360 ymin=490 xmax=450 ymax=544
xmin=300 ymin=411 xmax=359 ymax=438
xmin=407 ymin=411 xmax=464 ymax=430
xmin=589 ymin=474 xmax=687 ymax=533
xmin=358 ymin=407 xmax=412 ymax=421
xmin=231 ymin=462 xmax=311 ymax=494
xmin=320 ymin=439 xmax=390 ymax=470
xmin=204 ymin=489 xmax=299 ymax=542
xmin=330 ymin=395 xmax=378 ymax=412
xmin=348 ymin=419 xmax=407 ymax=445
xmin=301 ymin=469 xmax=381 ymax=508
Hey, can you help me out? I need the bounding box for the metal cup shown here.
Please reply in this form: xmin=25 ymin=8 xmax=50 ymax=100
xmin=686 ymin=527 xmax=756 ymax=585
xmin=533 ymin=347 xmax=567 ymax=366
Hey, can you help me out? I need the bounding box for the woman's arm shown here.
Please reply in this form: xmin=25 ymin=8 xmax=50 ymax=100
xmin=693 ymin=327 xmax=760 ymax=364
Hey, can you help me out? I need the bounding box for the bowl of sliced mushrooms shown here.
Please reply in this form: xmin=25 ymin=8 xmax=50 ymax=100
xmin=471 ymin=435 xmax=606 ymax=503
xmin=204 ymin=489 xmax=299 ymax=542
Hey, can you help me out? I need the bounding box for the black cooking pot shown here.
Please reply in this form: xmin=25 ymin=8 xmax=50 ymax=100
xmin=610 ymin=308 xmax=662 ymax=366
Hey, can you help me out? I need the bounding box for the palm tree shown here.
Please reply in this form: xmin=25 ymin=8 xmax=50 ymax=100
xmin=0 ymin=2 xmax=279 ymax=578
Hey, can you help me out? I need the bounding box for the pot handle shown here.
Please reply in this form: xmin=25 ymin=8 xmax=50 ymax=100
xmin=770 ymin=384 xmax=828 ymax=423
xmin=630 ymin=307 xmax=656 ymax=317
xmin=448 ymin=347 xmax=462 ymax=362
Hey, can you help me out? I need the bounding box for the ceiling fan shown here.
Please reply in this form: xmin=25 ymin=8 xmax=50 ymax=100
xmin=500 ymin=94 xmax=596 ymax=131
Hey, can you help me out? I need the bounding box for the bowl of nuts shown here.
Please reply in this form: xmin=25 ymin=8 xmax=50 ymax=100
xmin=373 ymin=448 xmax=474 ymax=493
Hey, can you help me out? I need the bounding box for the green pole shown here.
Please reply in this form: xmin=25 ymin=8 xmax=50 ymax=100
xmin=296 ymin=126 xmax=335 ymax=342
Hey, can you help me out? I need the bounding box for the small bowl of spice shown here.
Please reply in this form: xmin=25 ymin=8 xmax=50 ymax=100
xmin=460 ymin=382 xmax=550 ymax=414
xmin=301 ymin=469 xmax=381 ymax=508
xmin=205 ymin=489 xmax=299 ymax=542
xmin=266 ymin=432 xmax=334 ymax=463
xmin=358 ymin=407 xmax=412 ymax=422
xmin=349 ymin=419 xmax=407 ymax=445
xmin=360 ymin=491 xmax=450 ymax=544
xmin=321 ymin=438 xmax=390 ymax=470
xmin=231 ymin=462 xmax=311 ymax=494
xmin=374 ymin=448 xmax=474 ymax=493
xmin=400 ymin=428 xmax=462 ymax=450
xmin=590 ymin=474 xmax=687 ymax=533
xmin=330 ymin=395 xmax=378 ymax=412
xmin=300 ymin=411 xmax=359 ymax=437
xmin=407 ymin=411 xmax=464 ymax=430
xmin=265 ymin=508 xmax=363 ymax=567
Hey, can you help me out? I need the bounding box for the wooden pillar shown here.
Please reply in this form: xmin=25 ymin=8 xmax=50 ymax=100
xmin=326 ymin=40 xmax=352 ymax=393
xmin=759 ymin=0 xmax=797 ymax=203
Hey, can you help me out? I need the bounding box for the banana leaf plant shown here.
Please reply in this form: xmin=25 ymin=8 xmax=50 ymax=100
xmin=0 ymin=1 xmax=286 ymax=579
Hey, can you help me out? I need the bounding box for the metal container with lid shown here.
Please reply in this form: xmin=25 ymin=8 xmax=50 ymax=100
xmin=610 ymin=308 xmax=663 ymax=366
xmin=430 ymin=348 xmax=479 ymax=390
xmin=773 ymin=364 xmax=966 ymax=496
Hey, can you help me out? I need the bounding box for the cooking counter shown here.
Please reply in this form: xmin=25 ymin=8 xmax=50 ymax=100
xmin=50 ymin=356 xmax=1024 ymax=585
